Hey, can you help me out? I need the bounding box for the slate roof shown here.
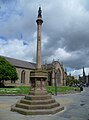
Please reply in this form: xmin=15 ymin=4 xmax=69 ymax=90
xmin=1 ymin=56 xmax=36 ymax=69
xmin=0 ymin=56 xmax=63 ymax=71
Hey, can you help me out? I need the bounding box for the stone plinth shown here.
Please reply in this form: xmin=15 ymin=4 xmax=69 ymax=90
xmin=30 ymin=69 xmax=48 ymax=95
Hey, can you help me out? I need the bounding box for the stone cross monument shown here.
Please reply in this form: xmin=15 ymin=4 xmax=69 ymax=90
xmin=11 ymin=7 xmax=64 ymax=115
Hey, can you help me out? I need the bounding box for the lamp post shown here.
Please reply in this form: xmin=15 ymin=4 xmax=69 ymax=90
xmin=54 ymin=70 xmax=57 ymax=96
xmin=52 ymin=61 xmax=57 ymax=96
xmin=79 ymin=74 xmax=83 ymax=84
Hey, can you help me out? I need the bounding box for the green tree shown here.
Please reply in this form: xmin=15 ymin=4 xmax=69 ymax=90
xmin=0 ymin=56 xmax=18 ymax=82
xmin=66 ymin=75 xmax=79 ymax=86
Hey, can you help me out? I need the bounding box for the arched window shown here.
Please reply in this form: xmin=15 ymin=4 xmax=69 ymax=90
xmin=21 ymin=70 xmax=25 ymax=83
xmin=56 ymin=69 xmax=61 ymax=85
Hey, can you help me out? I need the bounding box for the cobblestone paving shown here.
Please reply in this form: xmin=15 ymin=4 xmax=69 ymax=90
xmin=0 ymin=88 xmax=89 ymax=120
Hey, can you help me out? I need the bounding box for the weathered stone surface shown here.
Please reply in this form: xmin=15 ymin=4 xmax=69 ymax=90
xmin=11 ymin=104 xmax=64 ymax=115
xmin=11 ymin=93 xmax=64 ymax=115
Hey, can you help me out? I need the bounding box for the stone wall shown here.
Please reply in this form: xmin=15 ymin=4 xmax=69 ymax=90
xmin=5 ymin=67 xmax=32 ymax=86
xmin=5 ymin=62 xmax=66 ymax=86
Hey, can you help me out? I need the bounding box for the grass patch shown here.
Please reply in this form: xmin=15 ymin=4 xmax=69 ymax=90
xmin=0 ymin=86 xmax=80 ymax=95
xmin=46 ymin=86 xmax=80 ymax=94
xmin=0 ymin=86 xmax=30 ymax=95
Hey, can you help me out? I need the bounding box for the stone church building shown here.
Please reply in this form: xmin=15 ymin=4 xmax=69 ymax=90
xmin=3 ymin=56 xmax=66 ymax=86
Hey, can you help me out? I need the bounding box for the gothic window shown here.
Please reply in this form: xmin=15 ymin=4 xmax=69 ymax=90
xmin=21 ymin=70 xmax=25 ymax=83
xmin=56 ymin=69 xmax=61 ymax=85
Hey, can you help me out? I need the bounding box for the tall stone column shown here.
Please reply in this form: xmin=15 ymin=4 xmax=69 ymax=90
xmin=36 ymin=7 xmax=43 ymax=69
xmin=29 ymin=7 xmax=47 ymax=95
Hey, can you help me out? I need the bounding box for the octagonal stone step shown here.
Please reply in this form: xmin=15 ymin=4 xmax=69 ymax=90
xmin=11 ymin=105 xmax=64 ymax=115
xmin=15 ymin=102 xmax=60 ymax=110
xmin=25 ymin=94 xmax=52 ymax=100
xmin=20 ymin=98 xmax=56 ymax=105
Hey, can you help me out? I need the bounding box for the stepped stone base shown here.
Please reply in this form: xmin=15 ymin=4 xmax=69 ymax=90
xmin=11 ymin=70 xmax=64 ymax=115
xmin=11 ymin=93 xmax=64 ymax=115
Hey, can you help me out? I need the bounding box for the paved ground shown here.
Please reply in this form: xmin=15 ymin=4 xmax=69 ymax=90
xmin=0 ymin=87 xmax=89 ymax=120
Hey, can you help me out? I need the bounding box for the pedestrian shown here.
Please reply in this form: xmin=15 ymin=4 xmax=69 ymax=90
xmin=80 ymin=84 xmax=83 ymax=91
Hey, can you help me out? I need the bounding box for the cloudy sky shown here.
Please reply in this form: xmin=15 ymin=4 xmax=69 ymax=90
xmin=0 ymin=0 xmax=89 ymax=76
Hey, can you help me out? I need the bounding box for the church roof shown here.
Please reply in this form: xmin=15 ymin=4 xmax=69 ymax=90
xmin=2 ymin=56 xmax=36 ymax=69
xmin=0 ymin=56 xmax=64 ymax=71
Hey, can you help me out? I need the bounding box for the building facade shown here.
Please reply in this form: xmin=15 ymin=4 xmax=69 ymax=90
xmin=3 ymin=56 xmax=66 ymax=86
xmin=45 ymin=61 xmax=66 ymax=86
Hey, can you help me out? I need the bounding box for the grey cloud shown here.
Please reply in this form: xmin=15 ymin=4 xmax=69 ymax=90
xmin=0 ymin=0 xmax=89 ymax=69
xmin=41 ymin=0 xmax=89 ymax=69
xmin=0 ymin=0 xmax=37 ymax=41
